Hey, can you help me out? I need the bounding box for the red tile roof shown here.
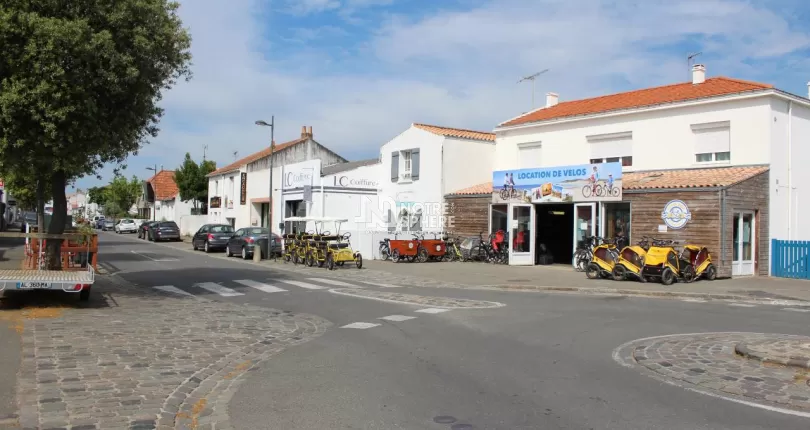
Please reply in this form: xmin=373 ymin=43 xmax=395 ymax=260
xmin=623 ymin=166 xmax=768 ymax=190
xmin=447 ymin=182 xmax=493 ymax=196
xmin=207 ymin=137 xmax=307 ymax=177
xmin=413 ymin=123 xmax=495 ymax=142
xmin=148 ymin=170 xmax=180 ymax=201
xmin=500 ymin=77 xmax=773 ymax=128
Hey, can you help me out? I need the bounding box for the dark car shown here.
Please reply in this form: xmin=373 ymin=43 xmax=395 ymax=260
xmin=138 ymin=221 xmax=157 ymax=239
xmin=225 ymin=227 xmax=281 ymax=259
xmin=21 ymin=212 xmax=38 ymax=232
xmin=149 ymin=221 xmax=181 ymax=242
xmin=192 ymin=224 xmax=234 ymax=253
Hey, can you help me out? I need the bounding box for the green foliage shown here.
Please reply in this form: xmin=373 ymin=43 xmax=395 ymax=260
xmin=174 ymin=153 xmax=216 ymax=211
xmin=104 ymin=175 xmax=140 ymax=217
xmin=3 ymin=168 xmax=46 ymax=210
xmin=87 ymin=186 xmax=108 ymax=206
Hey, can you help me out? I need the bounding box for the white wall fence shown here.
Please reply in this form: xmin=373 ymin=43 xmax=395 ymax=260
xmin=178 ymin=215 xmax=208 ymax=236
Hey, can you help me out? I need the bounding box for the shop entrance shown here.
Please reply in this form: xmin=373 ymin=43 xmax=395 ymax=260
xmin=284 ymin=200 xmax=306 ymax=233
xmin=534 ymin=204 xmax=574 ymax=264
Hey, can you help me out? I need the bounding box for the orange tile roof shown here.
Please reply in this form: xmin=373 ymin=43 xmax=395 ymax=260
xmin=500 ymin=77 xmax=773 ymax=128
xmin=207 ymin=137 xmax=307 ymax=177
xmin=447 ymin=182 xmax=493 ymax=196
xmin=148 ymin=170 xmax=180 ymax=201
xmin=623 ymin=165 xmax=769 ymax=190
xmin=413 ymin=123 xmax=495 ymax=142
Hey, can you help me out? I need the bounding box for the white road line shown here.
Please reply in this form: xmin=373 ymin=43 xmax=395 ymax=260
xmin=341 ymin=322 xmax=380 ymax=329
xmin=280 ymin=280 xmax=328 ymax=290
xmin=153 ymin=285 xmax=195 ymax=297
xmin=233 ymin=279 xmax=287 ymax=293
xmin=783 ymin=308 xmax=810 ymax=313
xmin=305 ymin=278 xmax=357 ymax=287
xmin=414 ymin=308 xmax=451 ymax=314
xmin=364 ymin=282 xmax=406 ymax=288
xmin=195 ymin=282 xmax=244 ymax=297
xmin=130 ymin=250 xmax=178 ymax=262
xmin=379 ymin=315 xmax=417 ymax=322
xmin=680 ymin=298 xmax=707 ymax=303
xmin=728 ymin=303 xmax=757 ymax=308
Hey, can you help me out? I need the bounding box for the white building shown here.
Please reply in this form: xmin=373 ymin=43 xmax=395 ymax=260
xmin=460 ymin=64 xmax=810 ymax=278
xmin=140 ymin=170 xmax=200 ymax=223
xmin=379 ymin=123 xmax=495 ymax=233
xmin=206 ymin=126 xmax=347 ymax=235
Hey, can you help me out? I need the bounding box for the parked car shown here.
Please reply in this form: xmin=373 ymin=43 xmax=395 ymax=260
xmin=138 ymin=221 xmax=157 ymax=239
xmin=115 ymin=219 xmax=138 ymax=234
xmin=225 ymin=227 xmax=281 ymax=259
xmin=149 ymin=221 xmax=181 ymax=242
xmin=20 ymin=212 xmax=37 ymax=232
xmin=192 ymin=224 xmax=235 ymax=253
xmin=102 ymin=219 xmax=115 ymax=231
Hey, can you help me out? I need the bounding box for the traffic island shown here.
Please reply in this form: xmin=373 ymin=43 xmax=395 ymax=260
xmin=736 ymin=337 xmax=810 ymax=369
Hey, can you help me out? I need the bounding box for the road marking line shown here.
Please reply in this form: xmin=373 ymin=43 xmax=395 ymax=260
xmin=305 ymin=277 xmax=357 ymax=287
xmin=783 ymin=308 xmax=810 ymax=312
xmin=280 ymin=280 xmax=327 ymax=290
xmin=728 ymin=303 xmax=756 ymax=307
xmin=130 ymin=250 xmax=178 ymax=262
xmin=414 ymin=308 xmax=451 ymax=314
xmin=364 ymin=282 xmax=406 ymax=288
xmin=379 ymin=315 xmax=417 ymax=322
xmin=195 ymin=282 xmax=244 ymax=297
xmin=233 ymin=279 xmax=287 ymax=293
xmin=153 ymin=285 xmax=195 ymax=297
xmin=341 ymin=322 xmax=380 ymax=329
xmin=680 ymin=298 xmax=707 ymax=303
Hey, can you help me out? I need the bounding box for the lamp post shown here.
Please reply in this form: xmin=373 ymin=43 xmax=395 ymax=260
xmin=146 ymin=165 xmax=157 ymax=220
xmin=255 ymin=117 xmax=275 ymax=260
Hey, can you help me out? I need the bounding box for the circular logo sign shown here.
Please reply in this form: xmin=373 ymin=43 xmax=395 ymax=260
xmin=408 ymin=242 xmax=414 ymax=249
xmin=661 ymin=200 xmax=692 ymax=229
xmin=436 ymin=245 xmax=441 ymax=252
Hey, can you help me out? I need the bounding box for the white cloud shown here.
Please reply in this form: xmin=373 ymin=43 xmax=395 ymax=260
xmin=76 ymin=0 xmax=810 ymax=188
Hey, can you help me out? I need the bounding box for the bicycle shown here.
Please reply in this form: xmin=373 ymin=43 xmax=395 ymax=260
xmin=378 ymin=235 xmax=394 ymax=261
xmin=572 ymin=235 xmax=598 ymax=271
xmin=443 ymin=235 xmax=464 ymax=262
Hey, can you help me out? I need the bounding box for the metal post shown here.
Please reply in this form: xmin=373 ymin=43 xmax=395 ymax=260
xmin=153 ymin=164 xmax=157 ymax=221
xmin=267 ymin=116 xmax=274 ymax=261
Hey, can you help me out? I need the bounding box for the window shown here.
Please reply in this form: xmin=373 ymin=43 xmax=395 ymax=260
xmin=590 ymin=156 xmax=633 ymax=167
xmin=518 ymin=142 xmax=542 ymax=169
xmin=402 ymin=151 xmax=412 ymax=174
xmin=490 ymin=204 xmax=508 ymax=235
xmin=512 ymin=206 xmax=531 ymax=253
xmin=587 ymin=132 xmax=632 ymax=167
xmin=210 ymin=225 xmax=234 ymax=233
xmin=692 ymin=121 xmax=730 ymax=163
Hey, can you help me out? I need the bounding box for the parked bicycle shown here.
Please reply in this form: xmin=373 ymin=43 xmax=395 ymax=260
xmin=378 ymin=235 xmax=394 ymax=261
xmin=443 ymin=235 xmax=465 ymax=262
xmin=572 ymin=235 xmax=599 ymax=271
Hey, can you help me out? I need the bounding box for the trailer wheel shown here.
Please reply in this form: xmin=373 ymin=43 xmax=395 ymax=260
xmin=79 ymin=287 xmax=91 ymax=302
xmin=661 ymin=268 xmax=675 ymax=286
xmin=705 ymin=264 xmax=717 ymax=281
xmin=612 ymin=265 xmax=626 ymax=281
xmin=355 ymin=253 xmax=363 ymax=269
xmin=585 ymin=263 xmax=600 ymax=279
xmin=392 ymin=250 xmax=401 ymax=263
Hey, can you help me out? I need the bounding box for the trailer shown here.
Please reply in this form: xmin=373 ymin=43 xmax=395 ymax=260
xmin=0 ymin=230 xmax=97 ymax=301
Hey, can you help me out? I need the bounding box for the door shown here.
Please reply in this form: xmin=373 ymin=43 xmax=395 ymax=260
xmin=228 ymin=229 xmax=244 ymax=253
xmin=509 ymin=204 xmax=534 ymax=265
xmin=573 ymin=203 xmax=596 ymax=253
xmin=732 ymin=211 xmax=755 ymax=276
xmin=195 ymin=225 xmax=209 ymax=247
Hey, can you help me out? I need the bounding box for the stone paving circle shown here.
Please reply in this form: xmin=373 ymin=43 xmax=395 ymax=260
xmin=736 ymin=337 xmax=810 ymax=369
xmin=1 ymin=275 xmax=330 ymax=430
xmin=614 ymin=332 xmax=810 ymax=413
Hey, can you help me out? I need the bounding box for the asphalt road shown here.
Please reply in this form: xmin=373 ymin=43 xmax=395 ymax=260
xmin=100 ymin=232 xmax=810 ymax=430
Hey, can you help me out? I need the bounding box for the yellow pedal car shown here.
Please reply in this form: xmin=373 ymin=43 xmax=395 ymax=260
xmin=612 ymin=245 xmax=648 ymax=282
xmin=316 ymin=218 xmax=362 ymax=270
xmin=682 ymin=245 xmax=717 ymax=281
xmin=640 ymin=239 xmax=695 ymax=285
xmin=585 ymin=237 xmax=619 ymax=279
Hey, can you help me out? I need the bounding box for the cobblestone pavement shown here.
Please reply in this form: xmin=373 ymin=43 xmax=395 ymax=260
xmin=613 ymin=332 xmax=810 ymax=413
xmin=0 ymin=277 xmax=330 ymax=430
xmin=736 ymin=337 xmax=810 ymax=369
xmin=328 ymin=288 xmax=505 ymax=309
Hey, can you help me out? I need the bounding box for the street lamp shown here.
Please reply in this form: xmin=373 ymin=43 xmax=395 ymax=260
xmin=255 ymin=117 xmax=275 ymax=260
xmin=146 ymin=165 xmax=157 ymax=221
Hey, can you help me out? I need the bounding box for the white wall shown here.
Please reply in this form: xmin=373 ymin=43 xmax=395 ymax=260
xmin=495 ymin=96 xmax=772 ymax=172
xmin=442 ymin=137 xmax=495 ymax=194
xmin=379 ymin=127 xmax=446 ymax=233
xmin=770 ymin=99 xmax=810 ymax=246
xmin=178 ymin=215 xmax=208 ymax=236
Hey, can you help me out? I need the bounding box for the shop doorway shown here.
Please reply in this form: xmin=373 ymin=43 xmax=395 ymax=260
xmin=284 ymin=200 xmax=306 ymax=234
xmin=732 ymin=210 xmax=755 ymax=276
xmin=534 ymin=204 xmax=574 ymax=264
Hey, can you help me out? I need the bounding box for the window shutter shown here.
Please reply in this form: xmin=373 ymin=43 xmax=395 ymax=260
xmin=391 ymin=152 xmax=399 ymax=181
xmin=411 ymin=149 xmax=421 ymax=180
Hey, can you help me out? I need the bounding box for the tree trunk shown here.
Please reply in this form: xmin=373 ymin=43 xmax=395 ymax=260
xmin=45 ymin=170 xmax=68 ymax=270
xmin=36 ymin=180 xmax=45 ymax=232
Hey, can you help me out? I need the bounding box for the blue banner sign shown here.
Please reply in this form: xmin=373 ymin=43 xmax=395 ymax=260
xmin=493 ymin=162 xmax=623 ymax=203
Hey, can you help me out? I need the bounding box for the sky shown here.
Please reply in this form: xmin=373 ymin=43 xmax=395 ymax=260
xmin=72 ymin=0 xmax=810 ymax=190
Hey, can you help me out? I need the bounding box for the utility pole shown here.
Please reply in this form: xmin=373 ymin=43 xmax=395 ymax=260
xmin=518 ymin=69 xmax=549 ymax=109
xmin=255 ymin=117 xmax=275 ymax=261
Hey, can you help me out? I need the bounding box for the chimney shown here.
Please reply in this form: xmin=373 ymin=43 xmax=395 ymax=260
xmin=301 ymin=126 xmax=307 ymax=138
xmin=692 ymin=64 xmax=706 ymax=85
xmin=307 ymin=126 xmax=313 ymax=137
xmin=546 ymin=92 xmax=559 ymax=108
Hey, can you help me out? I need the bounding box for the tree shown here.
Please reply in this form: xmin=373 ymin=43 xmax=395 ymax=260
xmin=87 ymin=186 xmax=109 ymax=208
xmin=103 ymin=175 xmax=141 ymax=217
xmin=0 ymin=1 xmax=192 ymax=268
xmin=174 ymin=153 xmax=216 ymax=214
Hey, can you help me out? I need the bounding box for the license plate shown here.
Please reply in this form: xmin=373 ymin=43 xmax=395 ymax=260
xmin=17 ymin=281 xmax=52 ymax=289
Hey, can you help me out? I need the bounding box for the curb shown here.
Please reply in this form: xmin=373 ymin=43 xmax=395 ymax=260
xmin=735 ymin=342 xmax=810 ymax=370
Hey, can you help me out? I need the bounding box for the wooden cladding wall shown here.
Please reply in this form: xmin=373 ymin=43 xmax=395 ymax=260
xmin=624 ymin=190 xmax=724 ymax=275
xmin=445 ymin=195 xmax=489 ymax=237
xmin=721 ymin=171 xmax=769 ymax=277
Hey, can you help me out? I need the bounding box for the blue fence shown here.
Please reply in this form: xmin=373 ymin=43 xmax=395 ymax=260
xmin=772 ymin=239 xmax=810 ymax=279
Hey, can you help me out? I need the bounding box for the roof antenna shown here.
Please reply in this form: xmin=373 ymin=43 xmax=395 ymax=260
xmin=203 ymin=144 xmax=208 ymax=161
xmin=233 ymin=151 xmax=238 ymax=161
xmin=518 ymin=69 xmax=549 ymax=109
xmin=687 ymin=52 xmax=702 ymax=80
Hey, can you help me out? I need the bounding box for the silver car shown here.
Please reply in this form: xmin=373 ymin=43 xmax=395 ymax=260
xmin=102 ymin=219 xmax=115 ymax=231
xmin=115 ymin=219 xmax=138 ymax=234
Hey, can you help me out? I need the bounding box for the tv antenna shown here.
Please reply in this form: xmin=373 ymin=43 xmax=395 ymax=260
xmin=518 ymin=69 xmax=549 ymax=109
xmin=232 ymin=151 xmax=238 ymax=160
xmin=687 ymin=52 xmax=702 ymax=80
xmin=203 ymin=144 xmax=208 ymax=160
